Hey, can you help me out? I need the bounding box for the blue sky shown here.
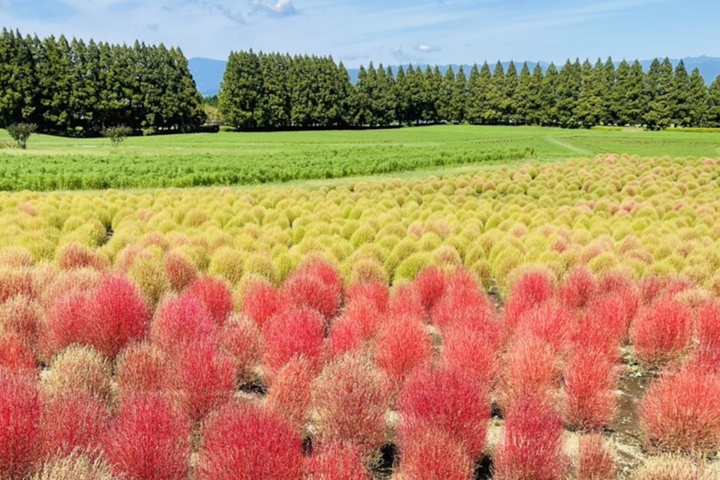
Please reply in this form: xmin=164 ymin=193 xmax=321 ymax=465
xmin=1 ymin=0 xmax=718 ymax=67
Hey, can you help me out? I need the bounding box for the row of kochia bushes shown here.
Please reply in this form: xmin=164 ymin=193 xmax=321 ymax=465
xmin=1 ymin=256 xmax=720 ymax=480
xmin=0 ymin=144 xmax=530 ymax=191
xmin=0 ymin=155 xmax=720 ymax=298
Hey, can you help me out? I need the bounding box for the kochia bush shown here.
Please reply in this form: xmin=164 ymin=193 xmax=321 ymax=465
xmin=104 ymin=394 xmax=191 ymax=480
xmin=0 ymin=371 xmax=41 ymax=480
xmin=493 ymin=396 xmax=567 ymax=480
xmin=198 ymin=402 xmax=304 ymax=480
xmin=631 ymin=298 xmax=693 ymax=367
xmin=638 ymin=366 xmax=720 ymax=455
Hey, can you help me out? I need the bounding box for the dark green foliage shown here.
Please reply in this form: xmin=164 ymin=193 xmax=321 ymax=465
xmin=6 ymin=122 xmax=37 ymax=149
xmin=0 ymin=29 xmax=205 ymax=136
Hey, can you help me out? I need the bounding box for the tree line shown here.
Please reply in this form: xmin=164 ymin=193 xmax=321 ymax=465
xmin=0 ymin=29 xmax=206 ymax=136
xmin=219 ymin=50 xmax=720 ymax=130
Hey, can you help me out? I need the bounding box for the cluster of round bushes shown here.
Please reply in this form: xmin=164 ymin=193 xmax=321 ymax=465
xmin=2 ymin=252 xmax=720 ymax=479
xmin=0 ymin=155 xmax=720 ymax=300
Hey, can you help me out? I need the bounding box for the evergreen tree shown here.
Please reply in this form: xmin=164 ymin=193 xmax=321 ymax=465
xmin=351 ymin=65 xmax=372 ymax=126
xmin=484 ymin=61 xmax=505 ymax=124
xmin=259 ymin=53 xmax=292 ymax=127
xmin=671 ymin=60 xmax=691 ymax=126
xmin=465 ymin=64 xmax=483 ymax=124
xmin=404 ymin=65 xmax=425 ymax=125
xmin=451 ymin=66 xmax=468 ymax=123
xmin=502 ymin=61 xmax=518 ymax=124
xmin=438 ymin=66 xmax=456 ymax=122
xmin=556 ymin=59 xmax=582 ymax=127
xmin=687 ymin=68 xmax=709 ymax=127
xmin=394 ymin=66 xmax=408 ymax=125
xmin=574 ymin=59 xmax=606 ymax=127
xmin=219 ymin=50 xmax=263 ymax=128
xmin=644 ymin=58 xmax=675 ymax=129
xmin=525 ymin=63 xmax=545 ymax=126
xmin=612 ymin=60 xmax=644 ymax=126
xmin=422 ymin=65 xmax=442 ymax=123
xmin=709 ymin=75 xmax=720 ymax=127
xmin=513 ymin=63 xmax=532 ymax=125
xmin=539 ymin=63 xmax=559 ymax=125
xmin=601 ymin=57 xmax=616 ymax=125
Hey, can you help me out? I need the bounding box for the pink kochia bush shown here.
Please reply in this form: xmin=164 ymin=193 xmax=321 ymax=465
xmin=284 ymin=256 xmax=343 ymax=319
xmin=493 ymin=396 xmax=568 ymax=480
xmin=104 ymin=394 xmax=190 ymax=480
xmin=183 ymin=276 xmax=234 ymax=325
xmin=631 ymin=298 xmax=693 ymax=367
xmin=151 ymin=295 xmax=217 ymax=358
xmin=398 ymin=365 xmax=491 ymax=459
xmin=430 ymin=268 xmax=490 ymax=330
xmin=0 ymin=371 xmax=41 ymax=480
xmin=306 ymin=442 xmax=371 ymax=480
xmin=0 ymin=333 xmax=36 ymax=372
xmin=312 ymin=353 xmax=393 ymax=456
xmin=170 ymin=339 xmax=236 ymax=422
xmin=43 ymin=273 xmax=152 ymax=359
xmin=501 ymin=335 xmax=560 ymax=409
xmin=559 ymin=267 xmax=598 ymax=311
xmin=562 ymin=349 xmax=618 ymax=431
xmin=40 ymin=391 xmax=111 ymax=459
xmin=198 ymin=402 xmax=304 ymax=480
xmin=638 ymin=365 xmax=720 ymax=455
xmin=240 ymin=278 xmax=288 ymax=327
xmin=374 ymin=314 xmax=433 ymax=387
xmin=502 ymin=270 xmax=555 ymax=332
xmin=575 ymin=434 xmax=616 ymax=480
xmin=397 ymin=425 xmax=475 ymax=480
xmin=262 ymin=306 xmax=325 ymax=376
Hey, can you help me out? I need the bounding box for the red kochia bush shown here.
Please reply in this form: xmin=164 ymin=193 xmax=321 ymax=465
xmin=414 ymin=266 xmax=447 ymax=313
xmin=198 ymin=402 xmax=304 ymax=480
xmin=219 ymin=316 xmax=264 ymax=382
xmin=163 ymin=251 xmax=197 ymax=291
xmin=559 ymin=267 xmax=598 ymax=311
xmin=104 ymin=394 xmax=190 ymax=480
xmin=515 ymin=301 xmax=573 ymax=355
xmin=40 ymin=391 xmax=111 ymax=459
xmin=575 ymin=434 xmax=616 ymax=480
xmin=501 ymin=335 xmax=560 ymax=410
xmin=116 ymin=342 xmax=168 ymax=398
xmin=262 ymin=306 xmax=325 ymax=375
xmin=574 ymin=296 xmax=628 ymax=360
xmin=307 ymin=442 xmax=371 ymax=480
xmin=240 ymin=278 xmax=288 ymax=327
xmin=90 ymin=274 xmax=152 ymax=358
xmin=374 ymin=315 xmax=433 ymax=386
xmin=631 ymin=298 xmax=693 ymax=367
xmin=327 ymin=313 xmax=369 ymax=359
xmin=638 ymin=366 xmax=720 ymax=455
xmin=696 ymin=299 xmax=720 ymax=350
xmin=430 ymin=268 xmax=490 ymax=330
xmin=312 ymin=354 xmax=393 ymax=456
xmin=151 ymin=295 xmax=217 ymax=358
xmin=503 ymin=270 xmax=555 ymax=331
xmin=562 ymin=349 xmax=618 ymax=431
xmin=183 ymin=276 xmax=234 ymax=325
xmin=387 ymin=283 xmax=426 ymax=323
xmin=0 ymin=371 xmax=41 ymax=480
xmin=266 ymin=356 xmax=315 ymax=435
xmin=0 ymin=333 xmax=36 ymax=372
xmin=397 ymin=426 xmax=475 ymax=480
xmin=442 ymin=321 xmax=499 ymax=387
xmin=43 ymin=274 xmax=152 ymax=359
xmin=346 ymin=280 xmax=389 ymax=314
xmin=398 ymin=365 xmax=491 ymax=459
xmin=284 ymin=257 xmax=343 ymax=319
xmin=171 ymin=339 xmax=236 ymax=422
xmin=493 ymin=396 xmax=567 ymax=480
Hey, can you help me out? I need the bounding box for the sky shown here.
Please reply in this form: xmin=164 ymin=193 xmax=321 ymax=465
xmin=1 ymin=0 xmax=719 ymax=67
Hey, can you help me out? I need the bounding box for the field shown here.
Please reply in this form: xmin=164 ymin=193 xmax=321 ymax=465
xmin=0 ymin=125 xmax=719 ymax=190
xmin=2 ymin=127 xmax=720 ymax=479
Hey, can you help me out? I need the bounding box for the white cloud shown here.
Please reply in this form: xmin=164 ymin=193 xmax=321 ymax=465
xmin=249 ymin=0 xmax=298 ymax=17
xmin=415 ymin=44 xmax=441 ymax=53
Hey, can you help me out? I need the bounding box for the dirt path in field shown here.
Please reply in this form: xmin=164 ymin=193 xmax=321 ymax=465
xmin=544 ymin=136 xmax=594 ymax=156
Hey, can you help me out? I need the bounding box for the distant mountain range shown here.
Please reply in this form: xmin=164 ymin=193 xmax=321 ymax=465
xmin=189 ymin=56 xmax=720 ymax=98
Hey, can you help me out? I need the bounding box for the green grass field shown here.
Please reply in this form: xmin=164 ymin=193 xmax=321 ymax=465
xmin=0 ymin=125 xmax=718 ymax=191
